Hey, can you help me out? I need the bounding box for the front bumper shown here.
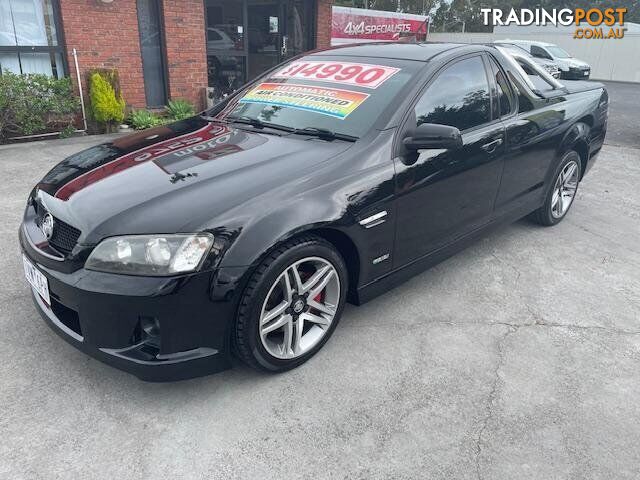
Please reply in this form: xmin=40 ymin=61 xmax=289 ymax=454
xmin=20 ymin=226 xmax=246 ymax=381
xmin=562 ymin=67 xmax=590 ymax=79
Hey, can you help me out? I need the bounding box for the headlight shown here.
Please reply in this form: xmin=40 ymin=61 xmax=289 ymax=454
xmin=85 ymin=234 xmax=214 ymax=276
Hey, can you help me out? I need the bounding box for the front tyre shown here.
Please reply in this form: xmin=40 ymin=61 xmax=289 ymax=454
xmin=531 ymin=150 xmax=581 ymax=226
xmin=235 ymin=235 xmax=348 ymax=372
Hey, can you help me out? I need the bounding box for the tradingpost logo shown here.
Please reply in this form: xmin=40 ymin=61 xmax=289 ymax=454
xmin=481 ymin=7 xmax=628 ymax=39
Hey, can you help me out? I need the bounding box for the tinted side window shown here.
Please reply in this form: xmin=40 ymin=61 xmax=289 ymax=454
xmin=516 ymin=85 xmax=534 ymax=113
xmin=496 ymin=72 xmax=512 ymax=116
xmin=415 ymin=56 xmax=490 ymax=131
xmin=531 ymin=45 xmax=550 ymax=59
xmin=489 ymin=57 xmax=513 ymax=116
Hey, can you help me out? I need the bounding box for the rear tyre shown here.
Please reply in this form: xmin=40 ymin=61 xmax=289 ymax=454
xmin=235 ymin=235 xmax=348 ymax=372
xmin=531 ymin=150 xmax=581 ymax=226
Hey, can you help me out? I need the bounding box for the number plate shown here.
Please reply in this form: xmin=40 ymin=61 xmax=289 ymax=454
xmin=23 ymin=254 xmax=50 ymax=305
xmin=583 ymin=71 xmax=589 ymax=76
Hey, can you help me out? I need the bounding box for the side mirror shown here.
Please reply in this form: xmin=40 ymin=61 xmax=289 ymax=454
xmin=403 ymin=123 xmax=463 ymax=151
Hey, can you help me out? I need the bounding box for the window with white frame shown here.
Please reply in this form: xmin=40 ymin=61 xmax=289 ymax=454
xmin=0 ymin=0 xmax=65 ymax=77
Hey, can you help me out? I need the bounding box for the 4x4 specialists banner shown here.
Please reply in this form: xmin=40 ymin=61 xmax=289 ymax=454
xmin=331 ymin=6 xmax=428 ymax=45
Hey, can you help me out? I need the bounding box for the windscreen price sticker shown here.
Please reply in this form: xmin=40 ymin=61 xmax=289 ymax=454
xmin=272 ymin=61 xmax=400 ymax=89
xmin=240 ymin=83 xmax=369 ymax=119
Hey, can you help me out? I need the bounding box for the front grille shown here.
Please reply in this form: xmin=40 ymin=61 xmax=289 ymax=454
xmin=49 ymin=218 xmax=81 ymax=255
xmin=34 ymin=201 xmax=81 ymax=255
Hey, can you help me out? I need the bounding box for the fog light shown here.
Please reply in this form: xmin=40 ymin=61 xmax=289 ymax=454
xmin=140 ymin=316 xmax=160 ymax=348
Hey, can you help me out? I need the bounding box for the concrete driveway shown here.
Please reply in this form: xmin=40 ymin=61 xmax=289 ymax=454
xmin=2 ymin=124 xmax=640 ymax=477
xmin=601 ymin=82 xmax=640 ymax=149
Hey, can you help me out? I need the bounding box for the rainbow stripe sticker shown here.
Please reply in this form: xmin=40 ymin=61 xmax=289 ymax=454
xmin=239 ymin=83 xmax=370 ymax=119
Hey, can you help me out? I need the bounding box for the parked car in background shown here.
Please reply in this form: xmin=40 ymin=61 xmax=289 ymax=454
xmin=20 ymin=43 xmax=608 ymax=381
xmin=493 ymin=40 xmax=560 ymax=78
xmin=206 ymin=27 xmax=238 ymax=51
xmin=501 ymin=39 xmax=591 ymax=79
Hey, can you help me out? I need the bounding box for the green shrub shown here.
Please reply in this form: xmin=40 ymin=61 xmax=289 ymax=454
xmin=89 ymin=71 xmax=125 ymax=131
xmin=166 ymin=99 xmax=195 ymax=120
xmin=0 ymin=73 xmax=80 ymax=141
xmin=59 ymin=125 xmax=76 ymax=139
xmin=128 ymin=109 xmax=164 ymax=130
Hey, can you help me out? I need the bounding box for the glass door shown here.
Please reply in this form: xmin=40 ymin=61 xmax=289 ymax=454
xmin=247 ymin=0 xmax=284 ymax=80
xmin=205 ymin=0 xmax=247 ymax=97
xmin=246 ymin=0 xmax=311 ymax=80
xmin=206 ymin=0 xmax=313 ymax=93
xmin=282 ymin=0 xmax=310 ymax=60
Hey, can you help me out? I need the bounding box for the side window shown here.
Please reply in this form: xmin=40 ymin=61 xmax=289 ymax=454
xmin=513 ymin=82 xmax=534 ymax=113
xmin=495 ymin=71 xmax=512 ymax=116
xmin=414 ymin=56 xmax=490 ymax=132
xmin=488 ymin=57 xmax=513 ymax=117
xmin=531 ymin=45 xmax=551 ymax=60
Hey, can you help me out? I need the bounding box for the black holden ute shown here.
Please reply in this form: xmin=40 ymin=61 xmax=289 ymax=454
xmin=20 ymin=43 xmax=608 ymax=381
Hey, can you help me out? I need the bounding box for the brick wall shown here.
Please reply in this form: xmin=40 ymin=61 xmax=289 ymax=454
xmin=162 ymin=0 xmax=208 ymax=109
xmin=58 ymin=0 xmax=331 ymax=111
xmin=59 ymin=0 xmax=146 ymax=108
xmin=316 ymin=0 xmax=333 ymax=49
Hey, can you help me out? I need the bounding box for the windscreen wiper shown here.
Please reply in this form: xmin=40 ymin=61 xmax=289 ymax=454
xmin=226 ymin=115 xmax=296 ymax=134
xmin=227 ymin=115 xmax=266 ymax=128
xmin=291 ymin=127 xmax=358 ymax=142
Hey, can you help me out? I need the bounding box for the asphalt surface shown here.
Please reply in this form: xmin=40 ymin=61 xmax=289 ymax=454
xmin=1 ymin=102 xmax=640 ymax=478
xmin=600 ymin=81 xmax=640 ymax=148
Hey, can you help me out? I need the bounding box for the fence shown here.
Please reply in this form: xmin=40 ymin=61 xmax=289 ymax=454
xmin=427 ymin=30 xmax=640 ymax=83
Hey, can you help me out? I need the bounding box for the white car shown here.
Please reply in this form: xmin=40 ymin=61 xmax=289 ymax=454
xmin=494 ymin=41 xmax=560 ymax=78
xmin=207 ymin=27 xmax=236 ymax=51
xmin=501 ymin=40 xmax=591 ymax=80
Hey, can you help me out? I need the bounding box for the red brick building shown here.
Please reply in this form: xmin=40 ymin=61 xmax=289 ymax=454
xmin=0 ymin=0 xmax=333 ymax=109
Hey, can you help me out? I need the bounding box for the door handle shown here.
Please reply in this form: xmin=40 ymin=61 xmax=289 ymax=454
xmin=481 ymin=137 xmax=503 ymax=153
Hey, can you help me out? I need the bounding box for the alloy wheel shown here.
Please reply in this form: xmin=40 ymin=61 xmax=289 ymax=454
xmin=259 ymin=256 xmax=340 ymax=360
xmin=551 ymin=160 xmax=579 ymax=219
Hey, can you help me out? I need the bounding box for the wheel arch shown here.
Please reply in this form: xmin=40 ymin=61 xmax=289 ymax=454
xmin=220 ymin=215 xmax=364 ymax=307
xmin=247 ymin=225 xmax=362 ymax=303
xmin=303 ymin=227 xmax=361 ymax=303
xmin=559 ymin=120 xmax=591 ymax=180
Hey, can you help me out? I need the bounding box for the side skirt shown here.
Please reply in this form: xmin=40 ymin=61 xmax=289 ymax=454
xmin=352 ymin=202 xmax=539 ymax=306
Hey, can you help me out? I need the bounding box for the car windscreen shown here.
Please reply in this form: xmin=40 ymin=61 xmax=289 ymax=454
xmin=498 ymin=43 xmax=531 ymax=57
xmin=216 ymin=55 xmax=423 ymax=139
xmin=546 ymin=46 xmax=571 ymax=58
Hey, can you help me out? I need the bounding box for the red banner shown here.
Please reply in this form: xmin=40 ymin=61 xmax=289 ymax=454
xmin=332 ymin=6 xmax=428 ymax=43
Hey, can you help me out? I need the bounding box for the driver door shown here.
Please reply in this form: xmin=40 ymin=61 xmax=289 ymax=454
xmin=393 ymin=54 xmax=506 ymax=267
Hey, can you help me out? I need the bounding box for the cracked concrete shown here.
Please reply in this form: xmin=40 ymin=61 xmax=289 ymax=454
xmin=1 ymin=127 xmax=640 ymax=478
xmin=475 ymin=326 xmax=516 ymax=480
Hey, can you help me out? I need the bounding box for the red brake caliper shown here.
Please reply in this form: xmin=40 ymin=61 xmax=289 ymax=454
xmin=302 ymin=271 xmax=324 ymax=304
xmin=301 ymin=269 xmax=325 ymax=306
